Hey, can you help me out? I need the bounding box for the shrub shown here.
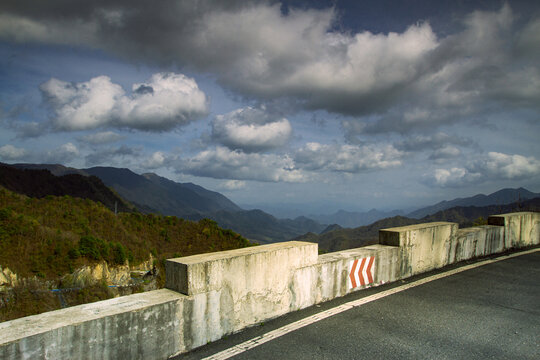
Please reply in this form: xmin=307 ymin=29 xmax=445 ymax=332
xmin=78 ymin=235 xmax=109 ymax=260
xmin=111 ymin=242 xmax=127 ymax=265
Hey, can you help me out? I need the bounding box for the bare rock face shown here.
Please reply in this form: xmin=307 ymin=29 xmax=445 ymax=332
xmin=69 ymin=256 xmax=155 ymax=288
xmin=71 ymin=262 xmax=131 ymax=287
xmin=0 ymin=266 xmax=18 ymax=289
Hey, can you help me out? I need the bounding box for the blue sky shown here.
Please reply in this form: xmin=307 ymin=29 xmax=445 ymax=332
xmin=1 ymin=0 xmax=539 ymax=215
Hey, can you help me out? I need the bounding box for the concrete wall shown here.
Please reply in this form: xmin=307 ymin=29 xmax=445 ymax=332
xmin=488 ymin=212 xmax=540 ymax=248
xmin=1 ymin=212 xmax=539 ymax=359
xmin=0 ymin=290 xmax=185 ymax=360
xmin=168 ymin=241 xmax=318 ymax=350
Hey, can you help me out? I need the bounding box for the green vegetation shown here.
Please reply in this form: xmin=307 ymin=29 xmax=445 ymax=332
xmin=0 ymin=186 xmax=253 ymax=321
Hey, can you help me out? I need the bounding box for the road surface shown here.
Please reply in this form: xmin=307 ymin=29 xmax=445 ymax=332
xmin=177 ymin=249 xmax=540 ymax=360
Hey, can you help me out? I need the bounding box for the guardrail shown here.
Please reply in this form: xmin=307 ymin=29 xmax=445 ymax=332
xmin=1 ymin=212 xmax=538 ymax=359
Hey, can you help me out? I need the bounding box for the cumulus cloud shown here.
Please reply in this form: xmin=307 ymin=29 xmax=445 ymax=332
xmin=0 ymin=144 xmax=27 ymax=160
xmin=42 ymin=142 xmax=79 ymax=164
xmin=78 ymin=131 xmax=123 ymax=145
xmin=426 ymin=152 xmax=540 ymax=187
xmin=471 ymin=152 xmax=540 ymax=180
xmin=428 ymin=146 xmax=462 ymax=163
xmin=427 ymin=167 xmax=478 ymax=188
xmin=141 ymin=151 xmax=168 ymax=170
xmin=393 ymin=132 xmax=473 ymax=163
xmin=177 ymin=146 xmax=306 ymax=183
xmin=0 ymin=143 xmax=79 ymax=164
xmin=294 ymin=142 xmax=403 ymax=173
xmin=1 ymin=1 xmax=539 ymax=139
xmin=40 ymin=72 xmax=208 ymax=131
xmin=221 ymin=180 xmax=246 ymax=191
xmin=211 ymin=106 xmax=292 ymax=152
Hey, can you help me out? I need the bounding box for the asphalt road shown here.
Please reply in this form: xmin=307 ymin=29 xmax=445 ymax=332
xmin=177 ymin=249 xmax=540 ymax=360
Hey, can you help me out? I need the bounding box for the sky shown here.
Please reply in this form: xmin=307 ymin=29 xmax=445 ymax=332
xmin=0 ymin=0 xmax=539 ymax=216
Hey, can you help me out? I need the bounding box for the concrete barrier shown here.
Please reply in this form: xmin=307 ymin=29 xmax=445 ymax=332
xmin=1 ymin=212 xmax=539 ymax=359
xmin=488 ymin=212 xmax=540 ymax=248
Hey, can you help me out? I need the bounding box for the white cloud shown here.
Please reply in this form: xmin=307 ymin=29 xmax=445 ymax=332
xmin=221 ymin=180 xmax=246 ymax=191
xmin=426 ymin=152 xmax=540 ymax=187
xmin=294 ymin=142 xmax=403 ymax=173
xmin=472 ymin=152 xmax=540 ymax=180
xmin=78 ymin=131 xmax=123 ymax=144
xmin=177 ymin=146 xmax=306 ymax=183
xmin=1 ymin=143 xmax=79 ymax=164
xmin=3 ymin=2 xmax=539 ymax=129
xmin=427 ymin=167 xmax=479 ymax=188
xmin=211 ymin=107 xmax=292 ymax=152
xmin=141 ymin=151 xmax=167 ymax=170
xmin=42 ymin=142 xmax=79 ymax=164
xmin=40 ymin=72 xmax=208 ymax=131
xmin=0 ymin=144 xmax=27 ymax=160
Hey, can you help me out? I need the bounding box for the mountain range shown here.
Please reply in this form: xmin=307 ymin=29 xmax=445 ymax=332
xmin=0 ymin=163 xmax=134 ymax=213
xmin=9 ymin=163 xmax=324 ymax=243
xmin=5 ymin=162 xmax=539 ymax=244
xmin=309 ymin=209 xmax=405 ymax=228
xmin=297 ymin=197 xmax=540 ymax=253
xmin=406 ymin=187 xmax=540 ymax=218
xmin=308 ymin=188 xmax=540 ymax=227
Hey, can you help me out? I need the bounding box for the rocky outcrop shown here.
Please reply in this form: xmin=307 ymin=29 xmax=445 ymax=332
xmin=0 ymin=266 xmax=18 ymax=289
xmin=67 ymin=256 xmax=155 ymax=288
xmin=1 ymin=256 xmax=156 ymax=291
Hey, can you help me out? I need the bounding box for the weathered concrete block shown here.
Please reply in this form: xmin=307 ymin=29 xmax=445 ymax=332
xmin=291 ymin=245 xmax=400 ymax=310
xmin=0 ymin=290 xmax=186 ymax=360
xmin=488 ymin=212 xmax=540 ymax=248
xmin=165 ymin=241 xmax=318 ymax=348
xmin=165 ymin=241 xmax=318 ymax=295
xmin=452 ymin=225 xmax=505 ymax=263
xmin=379 ymin=222 xmax=458 ymax=277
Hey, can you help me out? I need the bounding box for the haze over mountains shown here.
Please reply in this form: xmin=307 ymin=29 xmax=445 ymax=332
xmin=4 ymin=162 xmax=539 ymax=244
xmin=297 ymin=197 xmax=540 ymax=253
xmin=406 ymin=188 xmax=540 ymax=219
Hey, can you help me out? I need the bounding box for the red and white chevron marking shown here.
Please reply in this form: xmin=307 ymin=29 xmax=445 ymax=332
xmin=348 ymin=256 xmax=375 ymax=289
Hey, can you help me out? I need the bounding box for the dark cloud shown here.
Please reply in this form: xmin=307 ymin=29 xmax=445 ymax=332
xmin=1 ymin=1 xmax=539 ymax=134
xmin=77 ymin=131 xmax=124 ymax=145
xmin=395 ymin=132 xmax=474 ymax=152
xmin=211 ymin=106 xmax=292 ymax=153
xmin=133 ymin=85 xmax=154 ymax=95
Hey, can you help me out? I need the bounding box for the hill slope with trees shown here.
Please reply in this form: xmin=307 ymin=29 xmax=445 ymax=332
xmin=0 ymin=186 xmax=252 ymax=321
xmin=0 ymin=163 xmax=134 ymax=213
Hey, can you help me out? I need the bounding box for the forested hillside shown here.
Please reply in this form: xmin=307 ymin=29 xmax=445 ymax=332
xmin=0 ymin=163 xmax=134 ymax=213
xmin=0 ymin=186 xmax=252 ymax=320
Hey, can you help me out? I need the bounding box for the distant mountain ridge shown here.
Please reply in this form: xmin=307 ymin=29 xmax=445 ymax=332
xmin=310 ymin=208 xmax=405 ymax=228
xmin=298 ymin=197 xmax=540 ymax=253
xmin=12 ymin=164 xmax=241 ymax=218
xmin=407 ymin=188 xmax=540 ymax=218
xmin=0 ymin=163 xmax=134 ymax=213
xmin=11 ymin=163 xmax=324 ymax=243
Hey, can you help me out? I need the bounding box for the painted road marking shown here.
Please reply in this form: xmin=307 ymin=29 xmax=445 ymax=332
xmin=201 ymin=248 xmax=539 ymax=360
xmin=348 ymin=256 xmax=375 ymax=289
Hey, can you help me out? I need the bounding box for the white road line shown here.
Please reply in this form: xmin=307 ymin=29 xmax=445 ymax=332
xmin=201 ymin=248 xmax=539 ymax=360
